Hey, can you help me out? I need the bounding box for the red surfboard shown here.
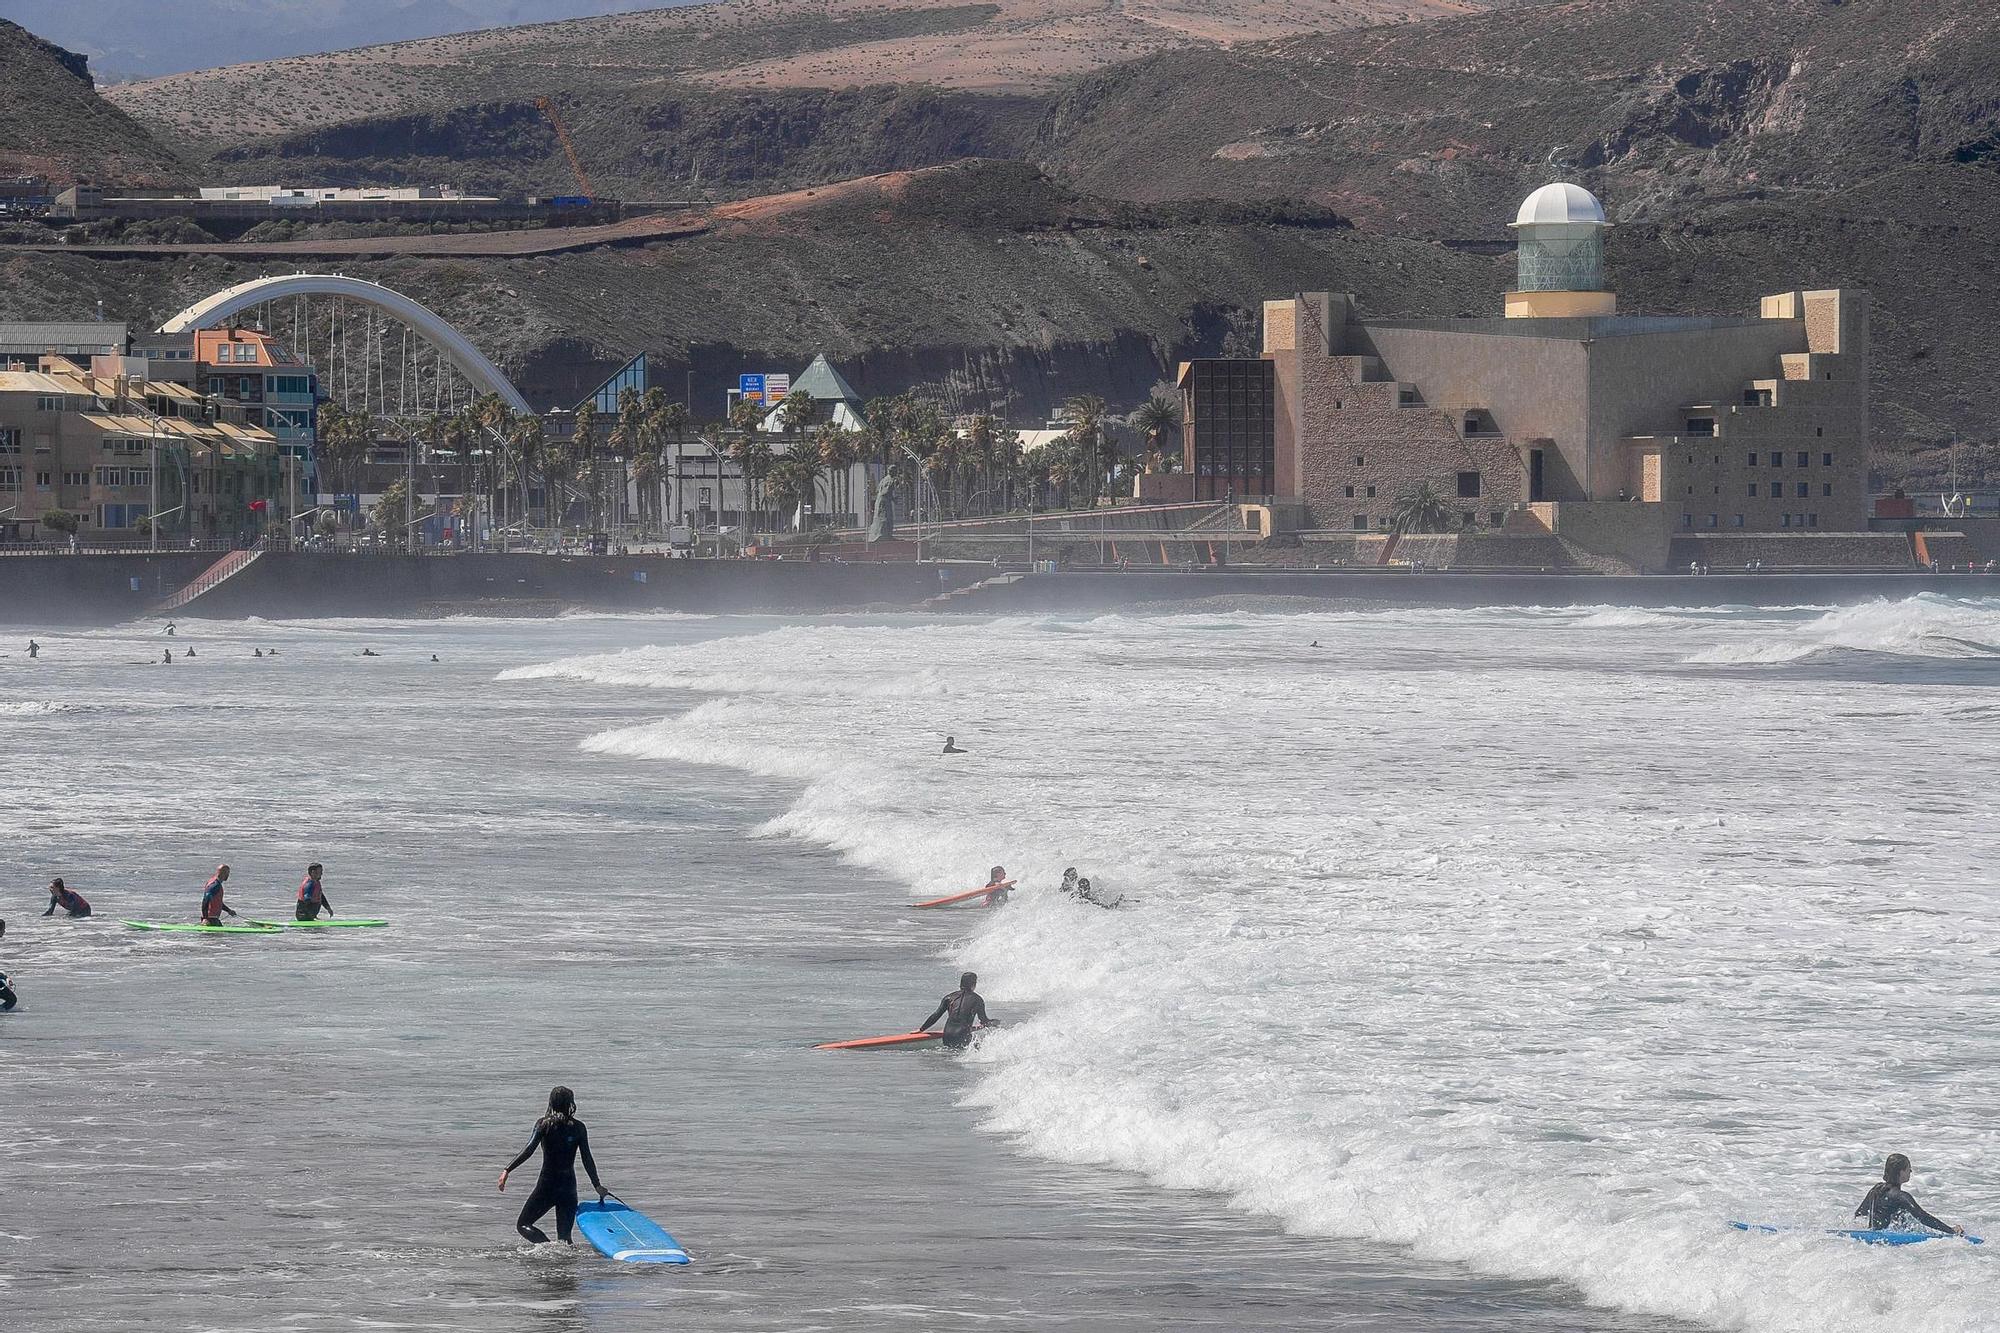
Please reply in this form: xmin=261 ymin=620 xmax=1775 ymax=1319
xmin=912 ymin=880 xmax=1015 ymax=910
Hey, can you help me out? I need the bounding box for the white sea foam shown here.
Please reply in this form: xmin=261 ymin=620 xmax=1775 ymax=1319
xmin=1686 ymin=594 xmax=2000 ymax=665
xmin=528 ymin=603 xmax=2000 ymax=1332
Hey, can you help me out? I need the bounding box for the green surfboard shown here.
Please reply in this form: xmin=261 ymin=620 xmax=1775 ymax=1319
xmin=247 ymin=919 xmax=388 ymax=929
xmin=122 ymin=921 xmax=281 ymax=934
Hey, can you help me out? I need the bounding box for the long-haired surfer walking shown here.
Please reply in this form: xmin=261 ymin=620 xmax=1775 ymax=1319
xmin=499 ymin=1085 xmax=609 ymax=1244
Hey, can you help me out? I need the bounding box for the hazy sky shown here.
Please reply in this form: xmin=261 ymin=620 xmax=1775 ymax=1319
xmin=2 ymin=0 xmax=701 ymax=82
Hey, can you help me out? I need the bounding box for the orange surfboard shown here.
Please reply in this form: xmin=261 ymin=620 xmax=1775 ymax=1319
xmin=912 ymin=880 xmax=1015 ymax=910
xmin=814 ymin=1031 xmax=942 ymax=1051
xmin=814 ymin=1027 xmax=985 ymax=1051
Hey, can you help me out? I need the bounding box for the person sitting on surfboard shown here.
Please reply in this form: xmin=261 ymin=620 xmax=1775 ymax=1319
xmin=42 ymin=877 xmax=91 ymax=918
xmin=918 ymin=972 xmax=997 ymax=1051
xmin=295 ymin=864 xmax=333 ymax=922
xmin=499 ymin=1085 xmax=610 ymax=1245
xmin=942 ymin=735 xmax=966 ymax=755
xmin=1856 ymin=1154 xmax=1964 ymax=1236
xmin=199 ymin=865 xmax=238 ymax=926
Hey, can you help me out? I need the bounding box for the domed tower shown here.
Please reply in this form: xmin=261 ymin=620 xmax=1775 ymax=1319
xmin=1505 ymin=182 xmax=1615 ymax=319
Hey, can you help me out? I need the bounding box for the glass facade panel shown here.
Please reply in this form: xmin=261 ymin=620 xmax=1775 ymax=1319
xmin=1186 ymin=359 xmax=1275 ymax=501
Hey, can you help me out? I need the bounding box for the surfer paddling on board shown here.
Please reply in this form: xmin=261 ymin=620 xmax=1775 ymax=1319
xmin=1856 ymin=1154 xmax=1964 ymax=1236
xmin=918 ymin=972 xmax=997 ymax=1051
xmin=294 ymin=863 xmax=332 ymax=921
xmin=942 ymin=735 xmax=967 ymax=755
xmin=43 ymin=878 xmax=91 ymax=918
xmin=199 ymin=865 xmax=237 ymax=925
xmin=499 ymin=1085 xmax=610 ymax=1245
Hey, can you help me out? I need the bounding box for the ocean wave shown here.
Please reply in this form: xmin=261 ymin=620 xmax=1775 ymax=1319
xmin=546 ymin=608 xmax=1997 ymax=1333
xmin=1686 ymin=594 xmax=2000 ymax=665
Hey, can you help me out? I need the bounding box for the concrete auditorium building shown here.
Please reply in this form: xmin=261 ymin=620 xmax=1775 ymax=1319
xmin=1174 ymin=182 xmax=1897 ymax=572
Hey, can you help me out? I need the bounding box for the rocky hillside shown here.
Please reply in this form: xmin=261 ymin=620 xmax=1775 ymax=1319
xmin=2 ymin=0 xmax=1996 ymax=487
xmin=0 ymin=21 xmax=187 ymax=185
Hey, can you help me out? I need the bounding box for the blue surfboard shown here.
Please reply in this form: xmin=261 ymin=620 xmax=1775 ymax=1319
xmin=575 ymin=1198 xmax=690 ymax=1264
xmin=1730 ymin=1221 xmax=1982 ymax=1246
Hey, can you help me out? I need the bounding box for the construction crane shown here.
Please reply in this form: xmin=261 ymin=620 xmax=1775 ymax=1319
xmin=534 ymin=97 xmax=595 ymax=205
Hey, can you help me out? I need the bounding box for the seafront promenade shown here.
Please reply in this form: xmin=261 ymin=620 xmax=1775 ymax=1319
xmin=4 ymin=548 xmax=2000 ymax=623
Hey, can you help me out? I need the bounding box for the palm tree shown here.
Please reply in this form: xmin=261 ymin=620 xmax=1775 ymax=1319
xmin=1062 ymin=394 xmax=1110 ymax=504
xmin=473 ymin=393 xmax=516 ymax=532
xmin=1388 ymin=481 xmax=1455 ymax=534
xmin=570 ymin=399 xmax=600 ymax=530
xmin=1132 ymin=394 xmax=1183 ymax=475
xmin=815 ymin=423 xmax=858 ymax=524
xmin=508 ymin=413 xmax=546 ymax=537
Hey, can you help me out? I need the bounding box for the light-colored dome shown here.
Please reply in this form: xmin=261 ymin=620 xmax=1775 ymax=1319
xmin=1511 ymin=182 xmax=1607 ymax=228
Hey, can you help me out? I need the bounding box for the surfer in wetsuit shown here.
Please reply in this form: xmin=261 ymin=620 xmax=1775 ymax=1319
xmin=0 ymin=919 xmax=14 ymax=1010
xmin=199 ymin=865 xmax=237 ymax=925
xmin=919 ymin=971 xmax=996 ymax=1051
xmin=981 ymin=865 xmax=1011 ymax=907
xmin=1855 ymin=1154 xmax=1964 ymax=1236
xmin=294 ymin=863 xmax=331 ymax=921
xmin=499 ymin=1085 xmax=609 ymax=1244
xmin=942 ymin=735 xmax=966 ymax=755
xmin=42 ymin=877 xmax=91 ymax=918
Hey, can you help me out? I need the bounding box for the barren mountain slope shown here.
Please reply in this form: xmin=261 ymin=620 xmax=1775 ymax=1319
xmin=0 ymin=21 xmax=187 ymax=186
xmin=107 ymin=0 xmax=1518 ymax=149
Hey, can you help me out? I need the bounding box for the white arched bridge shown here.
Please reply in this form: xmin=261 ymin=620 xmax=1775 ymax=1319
xmin=161 ymin=273 xmax=531 ymax=414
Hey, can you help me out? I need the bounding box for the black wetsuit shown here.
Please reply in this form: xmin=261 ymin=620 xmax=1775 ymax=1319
xmin=922 ymin=989 xmax=989 ymax=1050
xmin=0 ymin=969 xmax=15 ymax=1011
xmin=1855 ymin=1183 xmax=1953 ymax=1234
xmin=505 ymin=1116 xmax=604 ymax=1243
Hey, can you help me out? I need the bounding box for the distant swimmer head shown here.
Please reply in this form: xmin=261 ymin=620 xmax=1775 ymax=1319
xmin=1884 ymin=1153 xmax=1913 ymax=1185
xmin=544 ymin=1085 xmax=577 ymax=1125
xmin=959 ymin=971 xmax=978 ymax=992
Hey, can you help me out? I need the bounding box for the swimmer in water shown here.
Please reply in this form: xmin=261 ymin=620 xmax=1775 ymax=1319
xmin=199 ymin=864 xmax=237 ymax=925
xmin=42 ymin=877 xmax=91 ymax=918
xmin=294 ymin=863 xmax=332 ymax=921
xmin=254 ymin=648 xmax=263 ymax=658
xmin=919 ymin=971 xmax=997 ymax=1051
xmin=498 ymin=1085 xmax=610 ymax=1244
xmin=1856 ymin=1154 xmax=1964 ymax=1236
xmin=0 ymin=918 xmax=15 ymax=1010
xmin=27 ymin=639 xmax=38 ymax=659
xmin=361 ymin=649 xmax=380 ymax=657
xmin=162 ymin=649 xmax=173 ymax=664
xmin=942 ymin=735 xmax=966 ymax=755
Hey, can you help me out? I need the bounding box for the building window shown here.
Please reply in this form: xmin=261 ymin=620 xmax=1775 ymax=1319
xmin=1795 ymin=451 xmax=1808 ymax=467
xmin=1769 ymin=452 xmax=1783 ymax=466
xmin=1352 ymin=514 xmax=1368 ymax=532
xmin=1823 ymin=483 xmax=1833 ymax=497
xmin=0 ymin=466 xmax=21 ymax=487
xmin=0 ymin=427 xmax=19 ymax=453
xmin=1681 ymin=514 xmax=1693 ymax=529
xmin=35 ymin=470 xmax=50 ymax=489
xmin=1456 ymin=471 xmax=1482 ymax=498
xmin=1489 ymin=511 xmax=1504 ymax=527
xmin=1686 ymin=417 xmax=1716 ymax=436
xmin=1707 ymin=514 xmax=1718 ymax=528
xmin=1808 ymin=513 xmax=1818 ymax=527
xmin=63 ymin=470 xmax=86 ymax=486
xmin=1815 ymin=427 xmax=1823 ymax=437
xmin=1770 ymin=482 xmax=1783 ymax=497
xmin=1365 ymin=485 xmax=1376 ymax=498
xmin=1822 ymin=452 xmax=1833 ymax=466
xmin=1745 ymin=452 xmax=1756 ymax=466
xmin=1733 ymin=514 xmax=1745 ymax=527
xmin=1343 ymin=485 xmax=1354 ymax=498
xmin=1796 ymin=482 xmax=1809 ymax=498
xmin=1354 ymin=454 xmax=1366 ymax=466
xmin=1782 ymin=513 xmax=1792 ymax=527
xmin=1398 ymin=389 xmax=1417 ymax=406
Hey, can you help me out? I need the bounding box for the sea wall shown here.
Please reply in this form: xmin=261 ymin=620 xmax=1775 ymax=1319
xmin=0 ymin=552 xmax=957 ymax=624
